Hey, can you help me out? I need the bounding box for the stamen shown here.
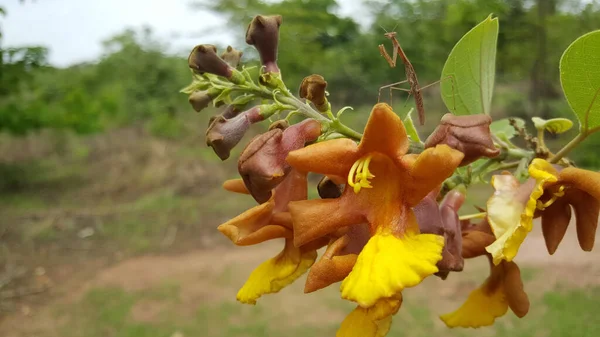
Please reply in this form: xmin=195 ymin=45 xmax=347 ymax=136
xmin=536 ymin=185 xmax=565 ymax=210
xmin=347 ymin=155 xmax=375 ymax=194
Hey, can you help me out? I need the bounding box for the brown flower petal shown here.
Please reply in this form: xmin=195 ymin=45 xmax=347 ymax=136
xmin=541 ymin=198 xmax=571 ymax=254
xmin=188 ymin=44 xmax=233 ymax=78
xmin=238 ymin=119 xmax=321 ymax=203
xmin=503 ymin=261 xmax=530 ymax=318
xmin=246 ymin=15 xmax=282 ymax=73
xmin=304 ymin=224 xmax=369 ymax=293
xmin=220 ymin=45 xmax=243 ymax=68
xmin=424 ymin=113 xmax=499 ymax=166
xmin=461 ymin=219 xmax=496 ymax=259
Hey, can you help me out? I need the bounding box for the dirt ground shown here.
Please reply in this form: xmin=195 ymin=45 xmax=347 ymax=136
xmin=1 ymin=221 xmax=598 ymax=337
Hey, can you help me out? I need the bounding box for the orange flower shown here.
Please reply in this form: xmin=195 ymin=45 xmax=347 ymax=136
xmin=218 ymin=169 xmax=325 ymax=304
xmin=286 ymin=103 xmax=464 ymax=308
xmin=441 ymin=220 xmax=529 ymax=328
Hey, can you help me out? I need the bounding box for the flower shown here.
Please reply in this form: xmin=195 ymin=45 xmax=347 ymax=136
xmin=246 ymin=15 xmax=282 ymax=73
xmin=205 ymin=106 xmax=264 ymax=161
xmin=485 ymin=158 xmax=600 ymax=264
xmin=533 ymin=160 xmax=600 ymax=253
xmin=286 ymin=103 xmax=464 ymax=308
xmin=220 ymin=45 xmax=243 ymax=68
xmin=424 ymin=113 xmax=499 ymax=166
xmin=218 ymin=169 xmax=326 ymax=304
xmin=238 ymin=119 xmax=321 ymax=203
xmin=414 ymin=186 xmax=466 ymax=279
xmin=299 ymin=74 xmax=328 ymax=112
xmin=485 ymin=163 xmax=551 ymax=264
xmin=441 ymin=219 xmax=529 ymax=328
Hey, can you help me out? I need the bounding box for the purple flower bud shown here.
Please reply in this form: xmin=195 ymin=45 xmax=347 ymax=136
xmin=188 ymin=44 xmax=233 ymax=78
xmin=238 ymin=119 xmax=321 ymax=203
xmin=245 ymin=15 xmax=282 ymax=73
xmin=206 ymin=106 xmax=264 ymax=161
xmin=220 ymin=45 xmax=243 ymax=68
xmin=425 ymin=113 xmax=500 ymax=166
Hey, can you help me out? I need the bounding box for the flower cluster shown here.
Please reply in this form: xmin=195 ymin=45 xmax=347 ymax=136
xmin=181 ymin=14 xmax=600 ymax=337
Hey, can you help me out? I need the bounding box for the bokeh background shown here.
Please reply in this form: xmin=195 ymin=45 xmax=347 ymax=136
xmin=1 ymin=0 xmax=600 ymax=336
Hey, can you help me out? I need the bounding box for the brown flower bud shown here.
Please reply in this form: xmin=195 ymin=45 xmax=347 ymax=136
xmin=317 ymin=176 xmax=343 ymax=199
xmin=424 ymin=113 xmax=500 ymax=166
xmin=188 ymin=88 xmax=221 ymax=113
xmin=188 ymin=44 xmax=233 ymax=78
xmin=220 ymin=45 xmax=243 ymax=68
xmin=299 ymin=74 xmax=328 ymax=112
xmin=206 ymin=106 xmax=263 ymax=161
xmin=239 ymin=119 xmax=321 ymax=203
xmin=246 ymin=15 xmax=282 ymax=73
xmin=414 ymin=187 xmax=465 ymax=279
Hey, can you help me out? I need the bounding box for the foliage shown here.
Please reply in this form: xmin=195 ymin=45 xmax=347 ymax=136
xmin=441 ymin=14 xmax=498 ymax=115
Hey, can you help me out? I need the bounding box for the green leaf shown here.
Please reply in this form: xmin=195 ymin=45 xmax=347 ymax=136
xmin=441 ymin=14 xmax=499 ymax=115
xmin=403 ymin=108 xmax=422 ymax=143
xmin=531 ymin=117 xmax=573 ymax=134
xmin=490 ymin=118 xmax=525 ymax=139
xmin=560 ymin=30 xmax=600 ymax=132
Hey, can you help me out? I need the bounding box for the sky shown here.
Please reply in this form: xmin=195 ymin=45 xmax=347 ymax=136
xmin=1 ymin=0 xmax=367 ymax=67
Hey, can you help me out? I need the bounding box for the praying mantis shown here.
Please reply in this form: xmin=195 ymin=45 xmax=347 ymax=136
xmin=378 ymin=30 xmax=455 ymax=125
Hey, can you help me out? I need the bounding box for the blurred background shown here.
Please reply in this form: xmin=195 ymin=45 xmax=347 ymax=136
xmin=1 ymin=0 xmax=600 ymax=336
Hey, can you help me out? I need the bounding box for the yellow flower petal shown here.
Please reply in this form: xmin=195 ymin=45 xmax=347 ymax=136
xmin=440 ymin=284 xmax=508 ymax=328
xmin=236 ymin=240 xmax=317 ymax=304
xmin=340 ymin=232 xmax=443 ymax=307
xmin=336 ymin=295 xmax=402 ymax=337
xmin=486 ymin=162 xmax=558 ymax=264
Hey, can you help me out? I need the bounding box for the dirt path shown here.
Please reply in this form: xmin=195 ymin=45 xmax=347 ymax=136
xmin=1 ymin=223 xmax=599 ymax=336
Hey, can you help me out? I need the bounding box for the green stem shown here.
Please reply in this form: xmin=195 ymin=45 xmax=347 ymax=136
xmin=506 ymin=148 xmax=533 ymax=159
xmin=548 ymin=131 xmax=587 ymax=164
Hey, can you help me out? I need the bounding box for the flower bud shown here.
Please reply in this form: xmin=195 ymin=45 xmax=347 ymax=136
xmin=245 ymin=15 xmax=282 ymax=73
xmin=220 ymin=45 xmax=243 ymax=68
xmin=188 ymin=44 xmax=232 ymax=78
xmin=239 ymin=119 xmax=321 ymax=203
xmin=299 ymin=74 xmax=328 ymax=112
xmin=206 ymin=106 xmax=264 ymax=161
xmin=188 ymin=87 xmax=221 ymax=113
xmin=424 ymin=113 xmax=500 ymax=166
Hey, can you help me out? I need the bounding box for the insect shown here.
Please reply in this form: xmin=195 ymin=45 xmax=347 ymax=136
xmin=378 ymin=30 xmax=455 ymax=125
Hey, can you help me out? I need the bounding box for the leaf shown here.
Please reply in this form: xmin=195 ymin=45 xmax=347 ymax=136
xmin=531 ymin=117 xmax=573 ymax=134
xmin=490 ymin=118 xmax=525 ymax=140
xmin=403 ymin=108 xmax=422 ymax=143
xmin=441 ymin=15 xmax=499 ymax=115
xmin=560 ymin=30 xmax=600 ymax=132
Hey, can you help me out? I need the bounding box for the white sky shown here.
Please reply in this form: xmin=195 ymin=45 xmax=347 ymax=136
xmin=1 ymin=0 xmax=367 ymax=67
